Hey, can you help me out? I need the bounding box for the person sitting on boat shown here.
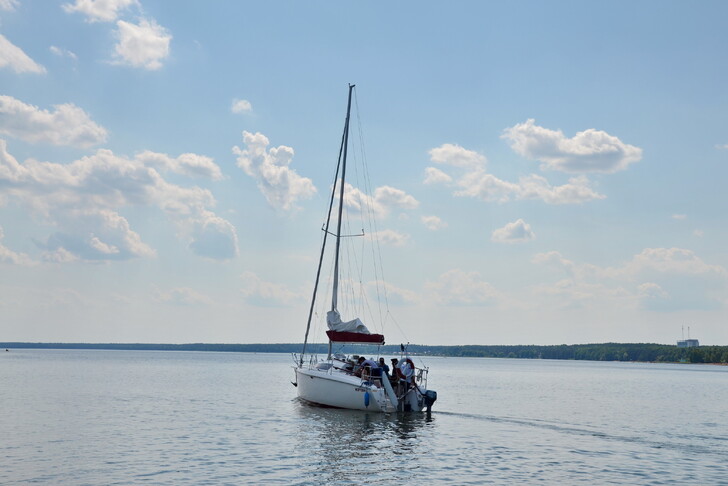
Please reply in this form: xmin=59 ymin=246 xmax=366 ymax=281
xmin=356 ymin=356 xmax=381 ymax=380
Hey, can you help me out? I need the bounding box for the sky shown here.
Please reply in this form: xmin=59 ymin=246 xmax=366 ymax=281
xmin=1 ymin=1 xmax=727 ymax=346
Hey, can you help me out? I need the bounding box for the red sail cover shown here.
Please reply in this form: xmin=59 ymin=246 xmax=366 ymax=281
xmin=326 ymin=330 xmax=385 ymax=345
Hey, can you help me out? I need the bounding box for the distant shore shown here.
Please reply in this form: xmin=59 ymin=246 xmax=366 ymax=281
xmin=3 ymin=342 xmax=727 ymax=364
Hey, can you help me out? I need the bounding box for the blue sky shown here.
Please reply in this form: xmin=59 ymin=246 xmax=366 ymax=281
xmin=1 ymin=0 xmax=726 ymax=345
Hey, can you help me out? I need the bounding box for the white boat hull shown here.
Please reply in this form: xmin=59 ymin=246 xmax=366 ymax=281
xmin=295 ymin=366 xmax=428 ymax=412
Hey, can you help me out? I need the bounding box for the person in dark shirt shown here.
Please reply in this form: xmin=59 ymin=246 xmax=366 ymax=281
xmin=378 ymin=357 xmax=390 ymax=378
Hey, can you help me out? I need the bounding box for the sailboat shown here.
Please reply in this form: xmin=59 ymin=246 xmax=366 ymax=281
xmin=292 ymin=84 xmax=437 ymax=413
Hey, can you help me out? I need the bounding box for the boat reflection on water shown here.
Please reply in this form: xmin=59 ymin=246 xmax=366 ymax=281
xmin=294 ymin=401 xmax=436 ymax=483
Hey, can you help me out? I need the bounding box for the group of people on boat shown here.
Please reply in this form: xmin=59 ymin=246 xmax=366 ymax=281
xmin=353 ymin=355 xmax=417 ymax=394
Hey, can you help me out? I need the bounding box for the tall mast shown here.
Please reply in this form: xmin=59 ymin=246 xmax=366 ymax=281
xmin=299 ymin=84 xmax=354 ymax=366
xmin=332 ymin=83 xmax=355 ymax=312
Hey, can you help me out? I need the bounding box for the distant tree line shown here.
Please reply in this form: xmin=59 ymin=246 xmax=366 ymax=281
xmin=2 ymin=342 xmax=727 ymax=364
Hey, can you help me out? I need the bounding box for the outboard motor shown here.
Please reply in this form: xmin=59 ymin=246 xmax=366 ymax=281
xmin=424 ymin=390 xmax=437 ymax=412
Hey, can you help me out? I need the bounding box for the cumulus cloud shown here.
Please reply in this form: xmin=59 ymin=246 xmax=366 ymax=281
xmin=188 ymin=212 xmax=239 ymax=260
xmin=233 ymin=131 xmax=316 ymax=212
xmin=502 ymin=119 xmax=642 ymax=173
xmin=637 ymin=282 xmax=669 ymax=300
xmin=423 ymin=167 xmax=452 ymax=185
xmin=491 ymin=219 xmax=535 ymax=243
xmin=40 ymin=209 xmax=156 ymax=261
xmin=50 ymin=45 xmax=78 ymax=61
xmin=0 ymin=34 xmax=46 ymax=74
xmin=427 ymin=142 xmax=605 ymax=205
xmin=532 ymin=248 xmax=727 ymax=311
xmin=240 ymin=270 xmax=301 ymax=306
xmin=231 ymin=99 xmax=252 ymax=114
xmin=0 ymin=140 xmax=237 ymax=261
xmin=368 ymin=229 xmax=410 ymax=247
xmin=373 ymin=186 xmax=419 ymax=212
xmin=0 ymin=226 xmax=35 ymax=265
xmin=428 ymin=143 xmax=486 ymax=168
xmin=113 ymin=18 xmax=171 ymax=70
xmin=715 ymin=144 xmax=728 ymax=150
xmin=369 ymin=280 xmax=420 ymax=305
xmin=63 ymin=0 xmax=139 ymax=22
xmin=0 ymin=95 xmax=107 ymax=148
xmin=425 ymin=269 xmax=501 ymax=305
xmin=337 ymin=181 xmax=419 ymax=220
xmin=155 ymin=287 xmax=214 ymax=306
xmin=456 ymin=170 xmax=605 ymax=204
xmin=421 ymin=215 xmax=447 ymax=231
xmin=136 ymin=150 xmax=224 ymax=180
xmin=0 ymin=0 xmax=19 ymax=11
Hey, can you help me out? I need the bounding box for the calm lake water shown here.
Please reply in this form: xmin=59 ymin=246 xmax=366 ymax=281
xmin=2 ymin=349 xmax=727 ymax=485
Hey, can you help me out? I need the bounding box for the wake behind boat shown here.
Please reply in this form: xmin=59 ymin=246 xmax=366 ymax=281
xmin=292 ymin=85 xmax=437 ymax=413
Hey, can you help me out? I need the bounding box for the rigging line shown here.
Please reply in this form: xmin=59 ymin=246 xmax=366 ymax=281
xmin=353 ymin=90 xmax=389 ymax=331
xmin=346 ymin=92 xmax=381 ymax=333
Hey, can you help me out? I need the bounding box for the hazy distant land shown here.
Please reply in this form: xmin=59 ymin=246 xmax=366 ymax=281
xmin=2 ymin=342 xmax=727 ymax=364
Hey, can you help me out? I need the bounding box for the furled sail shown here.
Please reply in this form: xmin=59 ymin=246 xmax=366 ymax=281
xmin=326 ymin=309 xmax=385 ymax=344
xmin=326 ymin=310 xmax=369 ymax=334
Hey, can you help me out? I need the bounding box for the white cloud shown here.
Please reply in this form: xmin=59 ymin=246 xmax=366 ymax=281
xmin=63 ymin=0 xmax=139 ymax=22
xmin=456 ymin=170 xmax=605 ymax=204
xmin=42 ymin=247 xmax=79 ymax=263
xmin=368 ymin=229 xmax=410 ymax=247
xmin=672 ymin=214 xmax=687 ymax=220
xmin=532 ymin=248 xmax=728 ymax=311
xmin=693 ymin=229 xmax=704 ymax=238
xmin=0 ymin=34 xmax=46 ymax=74
xmin=233 ymin=131 xmax=316 ymax=211
xmin=421 ymin=215 xmax=447 ymax=231
xmin=155 ymin=287 xmax=214 ymax=306
xmin=240 ymin=271 xmax=301 ymax=306
xmin=188 ymin=211 xmax=239 ymax=260
xmin=50 ymin=45 xmax=78 ymax=61
xmin=231 ymin=99 xmax=252 ymax=114
xmin=0 ymin=140 xmax=238 ymax=261
xmin=136 ymin=150 xmax=224 ymax=180
xmin=113 ymin=18 xmax=171 ymax=70
xmin=369 ymin=280 xmax=420 ymax=305
xmin=423 ymin=167 xmax=452 ymax=185
xmin=502 ymin=119 xmax=642 ymax=173
xmin=427 ymin=142 xmax=605 ymax=205
xmin=491 ymin=219 xmax=535 ymax=244
xmin=373 ymin=186 xmax=419 ymax=211
xmin=337 ymin=181 xmax=419 ymax=219
xmin=41 ymin=209 xmax=156 ymax=261
xmin=425 ymin=269 xmax=501 ymax=305
xmin=429 ymin=143 xmax=486 ymax=168
xmin=0 ymin=95 xmax=107 ymax=148
xmin=0 ymin=0 xmax=19 ymax=11
xmin=637 ymin=282 xmax=669 ymax=300
xmin=0 ymin=226 xmax=35 ymax=265
xmin=715 ymin=144 xmax=728 ymax=150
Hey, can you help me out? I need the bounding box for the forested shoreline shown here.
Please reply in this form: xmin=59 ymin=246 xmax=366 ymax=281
xmin=3 ymin=342 xmax=727 ymax=364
